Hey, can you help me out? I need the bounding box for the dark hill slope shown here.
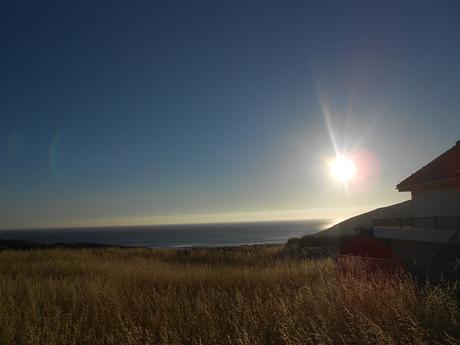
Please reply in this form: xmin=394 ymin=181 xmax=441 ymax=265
xmin=316 ymin=200 xmax=412 ymax=238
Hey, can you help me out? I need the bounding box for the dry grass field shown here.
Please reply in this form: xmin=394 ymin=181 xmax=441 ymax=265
xmin=0 ymin=246 xmax=458 ymax=345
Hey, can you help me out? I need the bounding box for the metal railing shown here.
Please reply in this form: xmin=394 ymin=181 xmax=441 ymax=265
xmin=372 ymin=216 xmax=460 ymax=229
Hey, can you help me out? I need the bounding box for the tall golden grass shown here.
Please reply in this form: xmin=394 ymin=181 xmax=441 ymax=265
xmin=0 ymin=246 xmax=458 ymax=344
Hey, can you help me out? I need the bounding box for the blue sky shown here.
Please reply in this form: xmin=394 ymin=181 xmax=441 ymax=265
xmin=1 ymin=0 xmax=460 ymax=228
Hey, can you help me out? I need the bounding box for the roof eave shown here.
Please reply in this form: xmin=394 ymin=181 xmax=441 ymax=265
xmin=397 ymin=176 xmax=460 ymax=192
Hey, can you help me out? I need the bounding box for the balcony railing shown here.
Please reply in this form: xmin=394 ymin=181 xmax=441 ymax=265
xmin=372 ymin=216 xmax=460 ymax=229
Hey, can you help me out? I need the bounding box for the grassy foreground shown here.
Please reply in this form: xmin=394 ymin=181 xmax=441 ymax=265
xmin=0 ymin=246 xmax=458 ymax=345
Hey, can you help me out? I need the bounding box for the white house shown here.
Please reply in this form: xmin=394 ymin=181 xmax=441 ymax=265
xmin=373 ymin=140 xmax=460 ymax=262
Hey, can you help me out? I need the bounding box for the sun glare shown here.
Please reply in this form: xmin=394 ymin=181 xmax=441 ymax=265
xmin=329 ymin=156 xmax=357 ymax=183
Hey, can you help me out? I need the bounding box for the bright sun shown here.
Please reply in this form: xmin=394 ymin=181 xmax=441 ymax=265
xmin=329 ymin=156 xmax=357 ymax=183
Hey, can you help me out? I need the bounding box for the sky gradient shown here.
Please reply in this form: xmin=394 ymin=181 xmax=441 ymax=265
xmin=1 ymin=0 xmax=460 ymax=229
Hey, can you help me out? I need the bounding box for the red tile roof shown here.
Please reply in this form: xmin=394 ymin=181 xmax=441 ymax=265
xmin=397 ymin=140 xmax=460 ymax=191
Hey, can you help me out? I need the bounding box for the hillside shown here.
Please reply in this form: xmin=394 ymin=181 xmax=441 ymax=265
xmin=315 ymin=200 xmax=412 ymax=238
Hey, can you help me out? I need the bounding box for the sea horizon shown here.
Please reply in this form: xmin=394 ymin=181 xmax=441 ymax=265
xmin=0 ymin=219 xmax=332 ymax=248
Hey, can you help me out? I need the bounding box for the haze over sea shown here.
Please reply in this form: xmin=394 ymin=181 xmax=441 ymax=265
xmin=0 ymin=220 xmax=330 ymax=248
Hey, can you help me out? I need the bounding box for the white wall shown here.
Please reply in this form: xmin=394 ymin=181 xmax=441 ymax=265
xmin=411 ymin=184 xmax=460 ymax=218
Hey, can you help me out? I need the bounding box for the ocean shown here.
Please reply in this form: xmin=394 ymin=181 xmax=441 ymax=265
xmin=0 ymin=219 xmax=331 ymax=248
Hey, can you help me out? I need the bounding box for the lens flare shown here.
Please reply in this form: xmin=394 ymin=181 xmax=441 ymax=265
xmin=329 ymin=156 xmax=357 ymax=183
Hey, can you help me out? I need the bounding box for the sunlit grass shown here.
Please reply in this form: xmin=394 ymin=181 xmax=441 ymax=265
xmin=0 ymin=247 xmax=458 ymax=344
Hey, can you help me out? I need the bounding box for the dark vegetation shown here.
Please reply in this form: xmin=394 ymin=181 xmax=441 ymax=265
xmin=286 ymin=229 xmax=391 ymax=259
xmin=0 ymin=238 xmax=124 ymax=250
